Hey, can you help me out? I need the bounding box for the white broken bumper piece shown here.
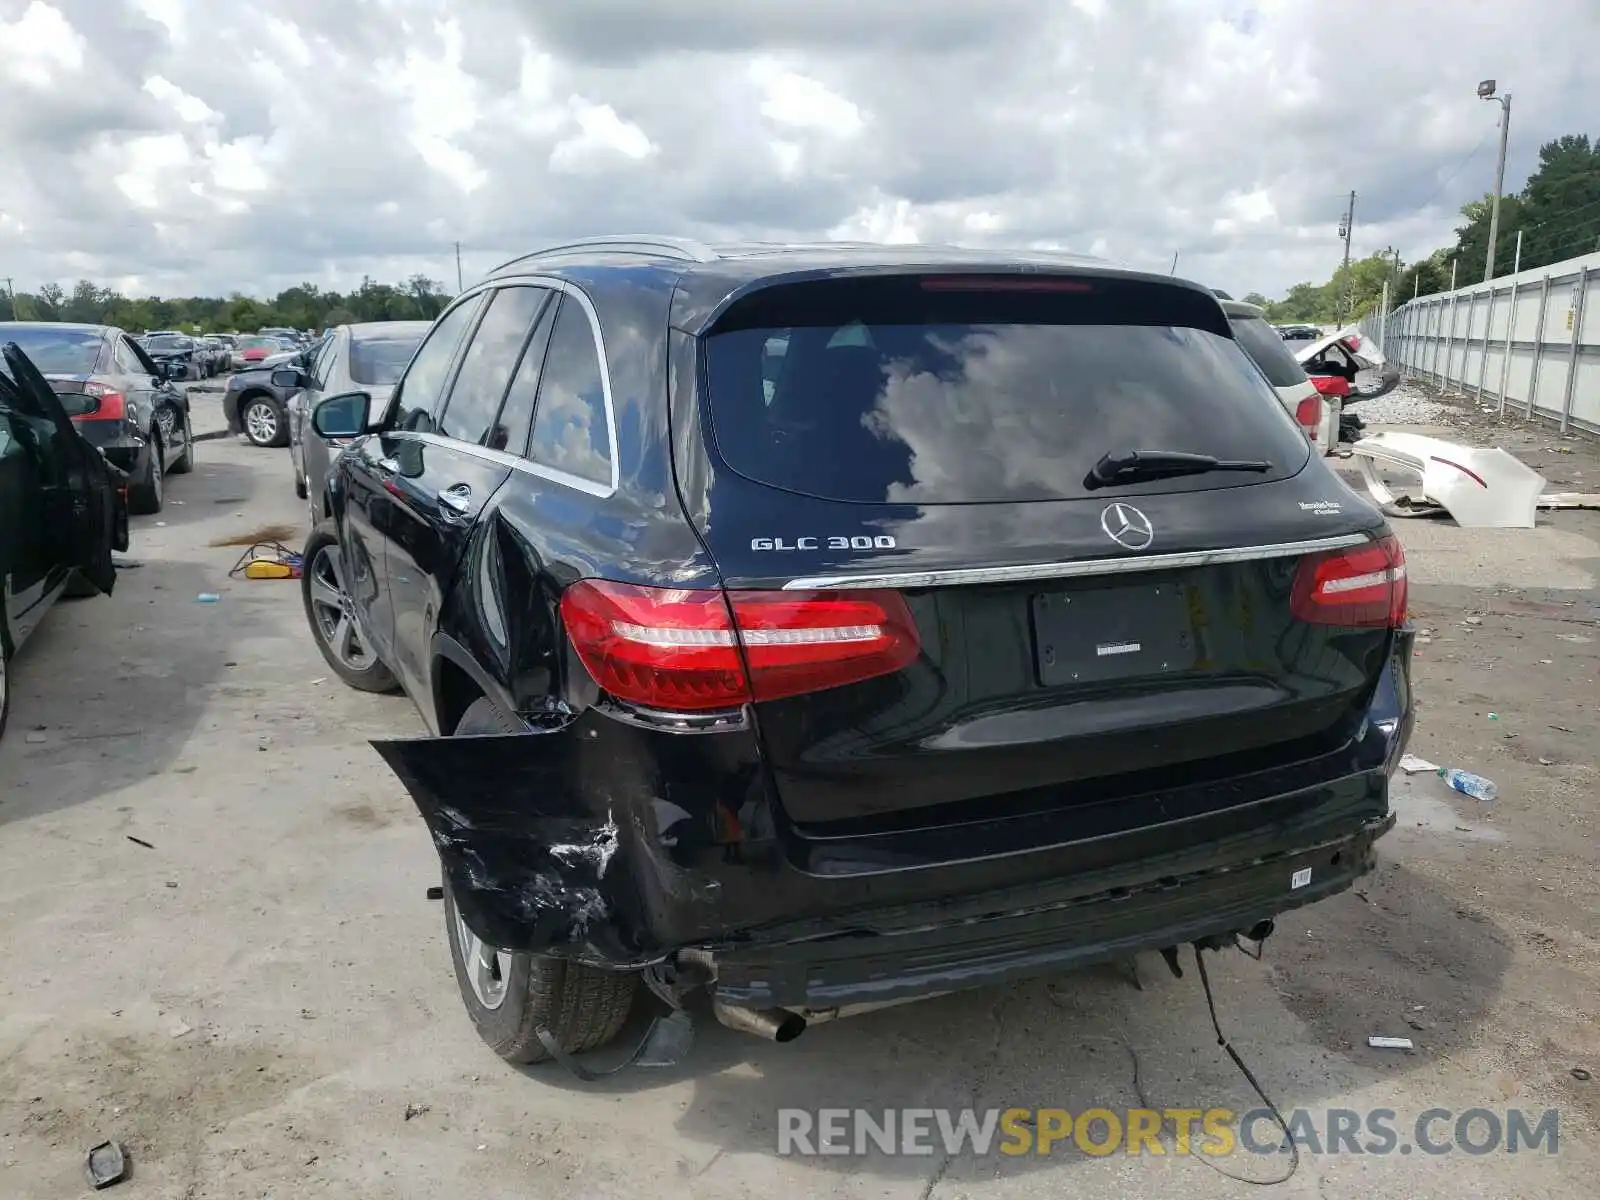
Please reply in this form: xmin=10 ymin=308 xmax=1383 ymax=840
xmin=1350 ymin=432 xmax=1547 ymax=529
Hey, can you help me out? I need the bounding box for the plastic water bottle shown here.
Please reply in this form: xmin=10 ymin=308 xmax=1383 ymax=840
xmin=1439 ymin=768 xmax=1497 ymax=802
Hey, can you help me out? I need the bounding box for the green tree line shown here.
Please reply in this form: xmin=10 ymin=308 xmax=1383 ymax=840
xmin=1247 ymin=131 xmax=1600 ymax=323
xmin=0 ymin=275 xmax=453 ymax=333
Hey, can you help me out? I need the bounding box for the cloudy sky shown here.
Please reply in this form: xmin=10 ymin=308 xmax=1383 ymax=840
xmin=1 ymin=0 xmax=1595 ymax=301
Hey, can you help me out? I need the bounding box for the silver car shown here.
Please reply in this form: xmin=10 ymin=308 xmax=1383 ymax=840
xmin=282 ymin=321 xmax=430 ymax=519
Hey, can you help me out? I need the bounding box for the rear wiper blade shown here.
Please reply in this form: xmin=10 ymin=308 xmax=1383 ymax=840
xmin=1084 ymin=449 xmax=1273 ymax=489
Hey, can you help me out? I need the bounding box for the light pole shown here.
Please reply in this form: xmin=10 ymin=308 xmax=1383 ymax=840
xmin=1335 ymin=192 xmax=1355 ymax=322
xmin=1478 ymin=79 xmax=1512 ymax=282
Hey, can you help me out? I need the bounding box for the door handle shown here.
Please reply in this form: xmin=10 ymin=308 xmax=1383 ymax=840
xmin=436 ymin=483 xmax=474 ymax=519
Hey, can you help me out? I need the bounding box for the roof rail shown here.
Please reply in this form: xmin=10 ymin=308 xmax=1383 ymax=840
xmin=489 ymin=235 xmax=719 ymax=274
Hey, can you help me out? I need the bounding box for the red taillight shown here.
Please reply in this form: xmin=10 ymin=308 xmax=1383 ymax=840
xmin=559 ymin=580 xmax=920 ymax=711
xmin=1310 ymin=374 xmax=1350 ymax=398
xmin=1294 ymin=394 xmax=1324 ymax=437
xmin=72 ymin=382 xmax=128 ymax=421
xmin=1291 ymin=535 xmax=1407 ymax=628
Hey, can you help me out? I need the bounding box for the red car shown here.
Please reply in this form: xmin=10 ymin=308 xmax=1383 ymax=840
xmin=235 ymin=335 xmax=295 ymax=366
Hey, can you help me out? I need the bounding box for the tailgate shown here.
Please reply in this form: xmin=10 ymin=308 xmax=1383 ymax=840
xmin=682 ymin=269 xmax=1398 ymax=833
xmin=747 ymin=541 xmax=1391 ymax=828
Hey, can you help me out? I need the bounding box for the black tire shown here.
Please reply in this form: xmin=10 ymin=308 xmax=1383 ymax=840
xmin=300 ymin=522 xmax=398 ymax=692
xmin=443 ymin=697 xmax=638 ymax=1064
xmin=127 ymin=438 xmax=164 ymax=515
xmin=241 ymin=394 xmax=288 ymax=448
xmin=169 ymin=412 xmax=195 ymax=474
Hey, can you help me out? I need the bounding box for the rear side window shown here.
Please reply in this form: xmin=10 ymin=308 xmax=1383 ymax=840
xmin=391 ymin=296 xmax=482 ymax=432
xmin=113 ymin=338 xmax=146 ymax=375
xmin=702 ymin=276 xmax=1311 ymax=504
xmin=526 ymin=297 xmax=613 ymax=488
xmin=1229 ymin=315 xmax=1311 ymax=388
xmin=438 ymin=288 xmax=547 ymax=446
xmin=488 ymin=292 xmax=559 ymax=455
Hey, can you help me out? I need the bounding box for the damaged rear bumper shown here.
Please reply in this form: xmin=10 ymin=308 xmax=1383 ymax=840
xmin=376 ymin=631 xmax=1415 ymax=1009
xmin=705 ymin=815 xmax=1390 ymax=1008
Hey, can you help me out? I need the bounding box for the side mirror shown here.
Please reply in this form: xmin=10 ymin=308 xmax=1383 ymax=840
xmin=311 ymin=392 xmax=373 ymax=439
xmin=270 ymin=368 xmax=304 ymax=389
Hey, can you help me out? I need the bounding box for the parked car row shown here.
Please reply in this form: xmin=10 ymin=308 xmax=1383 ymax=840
xmin=275 ymin=238 xmax=1417 ymax=1068
xmin=126 ymin=330 xmax=314 ymax=379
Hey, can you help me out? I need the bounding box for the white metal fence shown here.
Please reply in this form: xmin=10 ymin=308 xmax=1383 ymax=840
xmin=1367 ymin=248 xmax=1600 ymax=435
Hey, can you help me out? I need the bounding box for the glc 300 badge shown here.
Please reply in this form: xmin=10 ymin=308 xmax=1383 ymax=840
xmin=751 ymin=535 xmax=898 ymax=552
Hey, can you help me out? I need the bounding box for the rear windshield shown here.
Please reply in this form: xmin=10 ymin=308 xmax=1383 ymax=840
xmin=350 ymin=334 xmax=424 ymax=386
xmin=0 ymin=327 xmax=103 ymax=374
xmin=702 ymin=276 xmax=1311 ymax=504
xmin=1228 ymin=315 xmax=1310 ymax=388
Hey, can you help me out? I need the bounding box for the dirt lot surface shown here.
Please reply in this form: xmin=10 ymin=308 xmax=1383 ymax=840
xmin=0 ymin=388 xmax=1595 ymax=1198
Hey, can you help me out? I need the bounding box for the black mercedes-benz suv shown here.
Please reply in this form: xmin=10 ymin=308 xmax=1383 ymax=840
xmin=303 ymin=237 xmax=1416 ymax=1065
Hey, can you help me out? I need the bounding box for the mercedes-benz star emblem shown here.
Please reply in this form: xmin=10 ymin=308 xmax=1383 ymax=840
xmin=1100 ymin=502 xmax=1155 ymax=551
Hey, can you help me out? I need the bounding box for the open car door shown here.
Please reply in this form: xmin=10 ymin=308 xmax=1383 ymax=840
xmin=0 ymin=343 xmax=127 ymax=596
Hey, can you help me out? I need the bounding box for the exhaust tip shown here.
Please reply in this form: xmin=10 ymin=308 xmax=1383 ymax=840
xmin=713 ymin=1002 xmax=807 ymax=1043
xmin=770 ymin=1012 xmax=806 ymax=1043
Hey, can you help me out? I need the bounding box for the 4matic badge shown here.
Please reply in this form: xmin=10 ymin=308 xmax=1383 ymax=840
xmin=751 ymin=535 xmax=898 ymax=551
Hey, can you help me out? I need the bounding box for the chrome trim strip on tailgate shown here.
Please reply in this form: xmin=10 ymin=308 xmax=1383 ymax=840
xmin=781 ymin=533 xmax=1372 ymax=591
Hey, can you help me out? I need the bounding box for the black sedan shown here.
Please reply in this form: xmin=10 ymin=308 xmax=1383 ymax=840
xmin=1 ymin=342 xmax=129 ymax=743
xmin=0 ymin=322 xmax=194 ymax=514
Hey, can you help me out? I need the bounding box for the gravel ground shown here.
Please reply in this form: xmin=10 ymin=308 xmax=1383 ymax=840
xmin=1348 ymin=379 xmax=1459 ymax=426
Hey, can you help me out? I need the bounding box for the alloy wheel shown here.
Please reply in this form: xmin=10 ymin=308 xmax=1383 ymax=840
xmin=453 ymin=902 xmax=513 ymax=1010
xmin=245 ymin=401 xmax=279 ymax=445
xmin=306 ymin=544 xmax=375 ymax=671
